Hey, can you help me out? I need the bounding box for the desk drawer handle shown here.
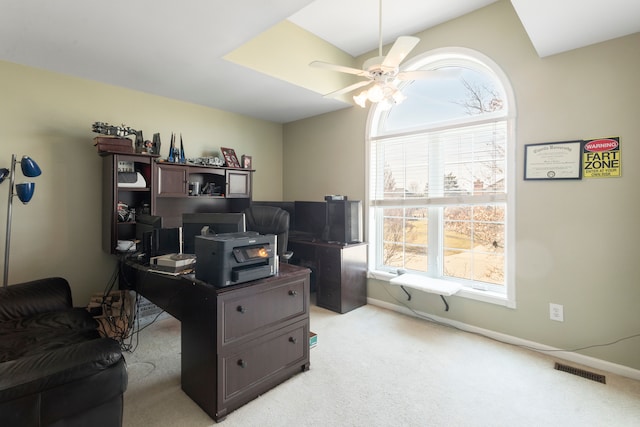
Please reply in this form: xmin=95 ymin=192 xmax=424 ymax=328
xmin=289 ymin=337 xmax=297 ymax=344
xmin=237 ymin=305 xmax=246 ymax=313
xmin=288 ymin=290 xmax=297 ymax=297
xmin=237 ymin=359 xmax=247 ymax=368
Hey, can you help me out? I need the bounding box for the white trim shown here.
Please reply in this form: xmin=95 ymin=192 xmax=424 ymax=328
xmin=368 ymin=269 xmax=514 ymax=308
xmin=365 ymin=46 xmax=517 ymax=308
xmin=457 ymin=287 xmax=513 ymax=308
xmin=368 ymin=297 xmax=640 ymax=381
xmin=389 ymin=274 xmax=462 ymax=296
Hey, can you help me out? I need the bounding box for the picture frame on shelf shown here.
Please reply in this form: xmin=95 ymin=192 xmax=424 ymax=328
xmin=241 ymin=155 xmax=252 ymax=169
xmin=220 ymin=147 xmax=241 ymax=168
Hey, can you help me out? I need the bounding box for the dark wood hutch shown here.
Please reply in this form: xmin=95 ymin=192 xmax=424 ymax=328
xmin=101 ymin=152 xmax=253 ymax=254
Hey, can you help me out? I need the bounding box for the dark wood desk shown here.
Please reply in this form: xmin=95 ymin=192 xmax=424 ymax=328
xmin=120 ymin=261 xmax=310 ymax=422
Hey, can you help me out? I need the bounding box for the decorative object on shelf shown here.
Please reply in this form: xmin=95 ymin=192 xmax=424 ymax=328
xmin=92 ymin=121 xmax=143 ymax=154
xmin=241 ymin=155 xmax=252 ymax=169
xmin=0 ymin=154 xmax=42 ymax=288
xmin=134 ymin=129 xmax=145 ymax=153
xmin=92 ymin=121 xmax=139 ymax=138
xmin=220 ymin=147 xmax=241 ymax=168
xmin=167 ymin=133 xmax=176 ymax=162
xmin=117 ymin=202 xmax=136 ymax=223
xmin=136 ymin=136 xmax=161 ymax=156
xmin=152 ymin=133 xmax=162 ymax=156
xmin=179 ymin=134 xmax=186 ymax=164
xmin=201 ymin=182 xmax=222 ymax=196
xmin=135 ymin=138 xmax=146 ymax=154
xmin=191 ymin=157 xmax=223 ymax=167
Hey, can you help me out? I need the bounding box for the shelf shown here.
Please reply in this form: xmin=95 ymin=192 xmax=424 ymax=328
xmin=117 ymin=187 xmax=150 ymax=191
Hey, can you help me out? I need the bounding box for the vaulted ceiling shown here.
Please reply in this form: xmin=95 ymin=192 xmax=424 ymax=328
xmin=1 ymin=0 xmax=638 ymax=123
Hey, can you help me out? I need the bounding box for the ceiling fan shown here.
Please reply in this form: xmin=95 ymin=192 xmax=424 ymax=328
xmin=309 ymin=0 xmax=439 ymax=107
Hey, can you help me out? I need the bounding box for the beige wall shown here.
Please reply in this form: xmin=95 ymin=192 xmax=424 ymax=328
xmin=282 ymin=105 xmax=368 ymax=202
xmin=0 ymin=60 xmax=283 ymax=304
xmin=283 ymin=1 xmax=640 ymax=371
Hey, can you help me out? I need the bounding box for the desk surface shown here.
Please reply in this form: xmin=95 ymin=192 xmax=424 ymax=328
xmin=289 ymin=238 xmax=367 ymax=249
xmin=120 ymin=261 xmax=310 ymax=321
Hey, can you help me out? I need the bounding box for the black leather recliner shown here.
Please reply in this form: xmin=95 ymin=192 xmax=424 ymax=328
xmin=0 ymin=277 xmax=127 ymax=427
xmin=244 ymin=205 xmax=293 ymax=260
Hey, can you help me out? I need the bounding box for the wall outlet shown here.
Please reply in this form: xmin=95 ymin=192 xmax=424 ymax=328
xmin=549 ymin=303 xmax=564 ymax=322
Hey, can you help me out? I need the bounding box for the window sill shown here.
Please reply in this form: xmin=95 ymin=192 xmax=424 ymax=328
xmin=367 ymin=270 xmax=515 ymax=308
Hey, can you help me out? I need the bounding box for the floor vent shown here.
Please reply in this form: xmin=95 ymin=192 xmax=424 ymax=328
xmin=554 ymin=362 xmax=606 ymax=384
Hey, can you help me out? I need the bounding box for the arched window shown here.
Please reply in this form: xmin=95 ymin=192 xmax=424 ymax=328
xmin=367 ymin=48 xmax=516 ymax=306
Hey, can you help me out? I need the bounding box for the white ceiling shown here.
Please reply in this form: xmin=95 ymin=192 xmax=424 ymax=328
xmin=1 ymin=0 xmax=638 ymax=123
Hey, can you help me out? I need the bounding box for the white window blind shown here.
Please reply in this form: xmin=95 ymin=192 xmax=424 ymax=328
xmin=370 ymin=120 xmax=507 ymax=207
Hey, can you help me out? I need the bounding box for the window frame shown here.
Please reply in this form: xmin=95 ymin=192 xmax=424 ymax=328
xmin=365 ymin=47 xmax=517 ymax=308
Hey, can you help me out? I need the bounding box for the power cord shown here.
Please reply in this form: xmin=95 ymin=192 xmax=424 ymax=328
xmin=115 ymin=262 xmax=185 ymax=353
xmin=87 ymin=261 xmax=135 ymax=348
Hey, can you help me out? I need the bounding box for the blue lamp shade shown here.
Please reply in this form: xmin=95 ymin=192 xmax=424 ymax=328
xmin=0 ymin=168 xmax=9 ymax=184
xmin=20 ymin=156 xmax=41 ymax=178
xmin=15 ymin=182 xmax=35 ymax=204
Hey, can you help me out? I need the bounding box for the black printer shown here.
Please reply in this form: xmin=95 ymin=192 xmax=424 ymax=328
xmin=195 ymin=231 xmax=277 ymax=287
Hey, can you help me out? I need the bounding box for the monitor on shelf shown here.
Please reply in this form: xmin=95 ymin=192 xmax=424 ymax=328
xmin=136 ymin=214 xmax=163 ymax=241
xmin=291 ymin=201 xmax=326 ymax=240
xmin=136 ymin=215 xmax=181 ymax=262
xmin=182 ymin=212 xmax=246 ymax=254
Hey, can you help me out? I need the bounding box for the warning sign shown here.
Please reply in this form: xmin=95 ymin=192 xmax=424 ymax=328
xmin=582 ymin=137 xmax=621 ymax=178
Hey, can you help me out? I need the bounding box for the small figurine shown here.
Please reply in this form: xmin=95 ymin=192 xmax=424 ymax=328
xmin=179 ymin=134 xmax=186 ymax=163
xmin=152 ymin=133 xmax=161 ymax=156
xmin=167 ymin=133 xmax=175 ymax=162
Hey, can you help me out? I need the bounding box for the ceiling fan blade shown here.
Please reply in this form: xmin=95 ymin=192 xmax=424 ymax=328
xmin=324 ymin=80 xmax=373 ymax=98
xmin=381 ymin=36 xmax=420 ymax=69
xmin=310 ymin=61 xmax=368 ymax=77
xmin=397 ymin=68 xmax=463 ymax=80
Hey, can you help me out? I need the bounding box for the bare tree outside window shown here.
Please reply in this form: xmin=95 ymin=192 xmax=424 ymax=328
xmin=454 ymin=78 xmax=505 ymax=115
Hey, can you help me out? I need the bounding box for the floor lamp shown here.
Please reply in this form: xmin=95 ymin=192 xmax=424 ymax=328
xmin=0 ymin=155 xmax=42 ymax=288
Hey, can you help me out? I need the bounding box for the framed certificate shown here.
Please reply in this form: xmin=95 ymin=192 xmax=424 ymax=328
xmin=524 ymin=140 xmax=583 ymax=180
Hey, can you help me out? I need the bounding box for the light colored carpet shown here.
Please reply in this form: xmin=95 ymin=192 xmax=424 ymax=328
xmin=123 ymin=303 xmax=640 ymax=426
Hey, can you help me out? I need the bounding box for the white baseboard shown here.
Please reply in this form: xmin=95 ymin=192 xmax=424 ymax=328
xmin=367 ymin=297 xmax=640 ymax=381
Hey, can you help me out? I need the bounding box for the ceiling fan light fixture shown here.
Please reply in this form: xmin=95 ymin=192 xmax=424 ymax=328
xmin=367 ymin=84 xmax=386 ymax=103
xmin=354 ymin=91 xmax=369 ymax=108
xmin=312 ymin=0 xmax=426 ymax=107
xmin=353 ymin=83 xmax=406 ymax=109
xmin=391 ymin=88 xmax=406 ymax=104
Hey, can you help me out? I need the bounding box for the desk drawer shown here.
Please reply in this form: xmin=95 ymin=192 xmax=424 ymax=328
xmin=221 ymin=321 xmax=307 ymax=402
xmin=220 ymin=277 xmax=307 ymax=346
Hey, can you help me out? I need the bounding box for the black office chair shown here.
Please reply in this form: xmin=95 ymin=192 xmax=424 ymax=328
xmin=243 ymin=206 xmax=293 ymax=261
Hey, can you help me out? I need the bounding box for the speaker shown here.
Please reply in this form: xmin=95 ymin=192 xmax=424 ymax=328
xmin=325 ymin=200 xmax=362 ymax=244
